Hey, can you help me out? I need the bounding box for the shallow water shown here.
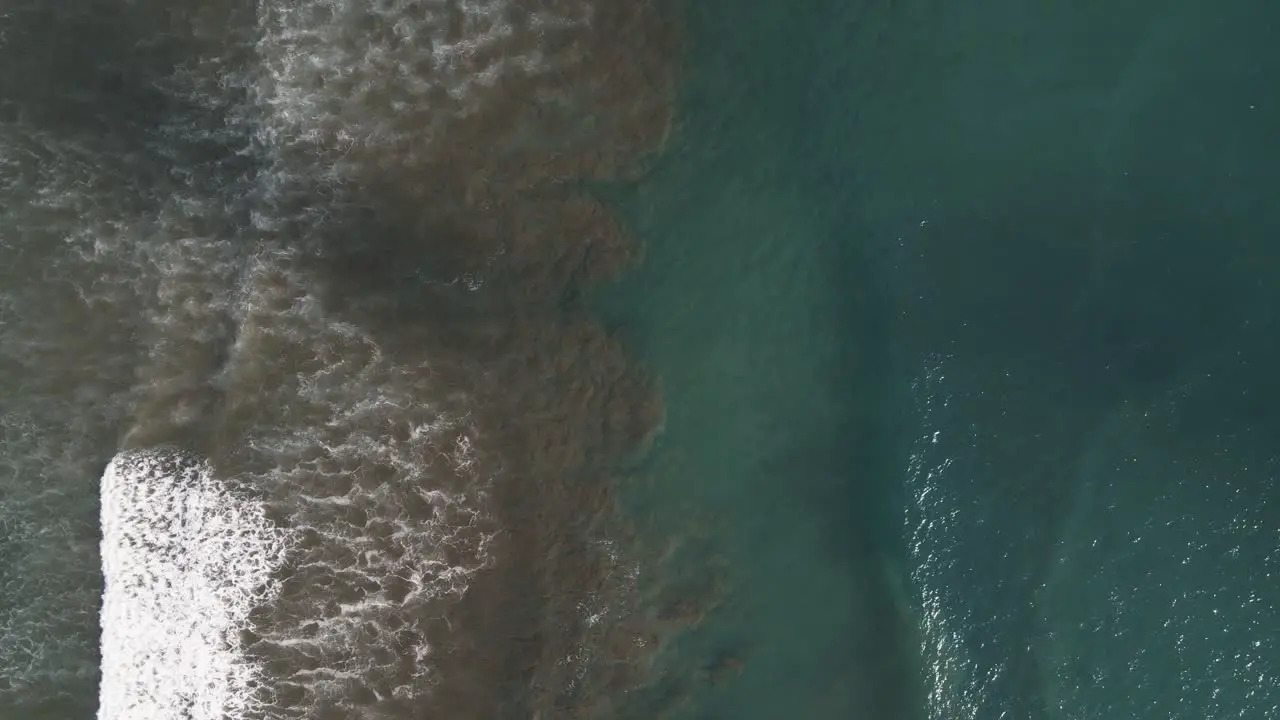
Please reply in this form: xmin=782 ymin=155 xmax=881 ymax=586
xmin=2 ymin=1 xmax=678 ymax=717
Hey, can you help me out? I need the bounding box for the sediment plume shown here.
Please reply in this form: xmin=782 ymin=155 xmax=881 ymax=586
xmin=7 ymin=0 xmax=691 ymax=718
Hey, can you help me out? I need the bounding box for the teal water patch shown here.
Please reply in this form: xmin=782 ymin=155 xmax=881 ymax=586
xmin=866 ymin=1 xmax=1280 ymax=718
xmin=600 ymin=0 xmax=1280 ymax=717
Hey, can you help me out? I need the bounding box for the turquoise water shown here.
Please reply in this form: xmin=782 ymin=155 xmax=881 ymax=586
xmin=607 ymin=0 xmax=1280 ymax=717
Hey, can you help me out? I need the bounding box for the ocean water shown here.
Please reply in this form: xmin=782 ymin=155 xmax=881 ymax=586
xmin=865 ymin=2 xmax=1280 ymax=717
xmin=2 ymin=1 xmax=677 ymax=717
xmin=2 ymin=0 xmax=1279 ymax=719
xmin=605 ymin=0 xmax=1280 ymax=718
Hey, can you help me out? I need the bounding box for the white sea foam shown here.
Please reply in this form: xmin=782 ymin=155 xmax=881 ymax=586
xmin=98 ymin=449 xmax=290 ymax=720
xmin=249 ymin=0 xmax=590 ymax=196
xmin=255 ymin=0 xmax=559 ymax=128
xmin=215 ymin=250 xmax=498 ymax=712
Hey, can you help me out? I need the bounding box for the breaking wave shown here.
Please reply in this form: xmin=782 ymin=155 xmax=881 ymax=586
xmin=99 ymin=450 xmax=290 ymax=720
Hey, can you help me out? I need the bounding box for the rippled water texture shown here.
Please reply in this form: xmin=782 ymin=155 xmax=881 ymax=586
xmin=0 ymin=1 xmax=680 ymax=717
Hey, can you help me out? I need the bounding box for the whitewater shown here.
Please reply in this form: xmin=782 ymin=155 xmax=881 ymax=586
xmin=99 ymin=450 xmax=290 ymax=720
xmin=1 ymin=0 xmax=677 ymax=717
